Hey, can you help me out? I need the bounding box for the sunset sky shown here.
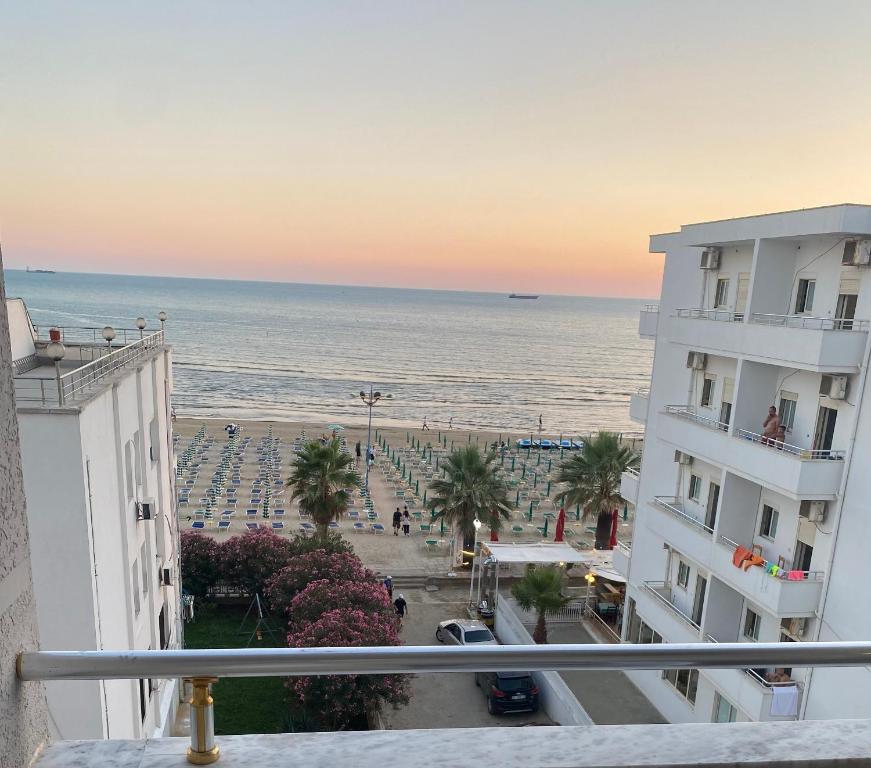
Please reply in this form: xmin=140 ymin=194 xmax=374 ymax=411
xmin=3 ymin=2 xmax=871 ymax=297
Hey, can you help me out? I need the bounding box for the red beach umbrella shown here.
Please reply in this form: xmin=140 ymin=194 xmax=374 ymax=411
xmin=490 ymin=527 xmax=499 ymax=542
xmin=609 ymin=508 xmax=619 ymax=549
xmin=554 ymin=507 xmax=566 ymax=542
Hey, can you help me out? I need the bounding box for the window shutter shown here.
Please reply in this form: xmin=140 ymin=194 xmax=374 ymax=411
xmin=839 ymin=276 xmax=860 ymax=295
xmin=722 ymin=377 xmax=735 ymax=404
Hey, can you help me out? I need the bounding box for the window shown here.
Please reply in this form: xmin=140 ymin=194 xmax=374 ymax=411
xmin=714 ymin=278 xmax=730 ymax=309
xmin=125 ymin=442 xmax=134 ymax=501
xmin=663 ymin=668 xmax=699 ymax=705
xmin=795 ymin=278 xmax=816 ymax=314
xmin=759 ymin=505 xmax=778 ymax=539
xmin=700 ymin=375 xmax=716 ymax=407
xmin=677 ymin=560 xmax=690 ymax=589
xmin=132 ymin=561 xmax=141 ymax=615
xmin=624 ymin=601 xmax=662 ymax=645
xmin=133 ymin=430 xmax=142 ymax=489
xmin=141 ymin=543 xmax=149 ymax=595
xmin=744 ymin=608 xmax=761 ymax=641
xmin=688 ymin=474 xmax=702 ymax=501
xmin=149 ymin=418 xmax=159 ymax=463
xmin=778 ymin=392 xmax=797 ymax=432
xmin=139 ymin=679 xmax=147 ymax=723
xmin=713 ymin=693 xmax=737 ymax=723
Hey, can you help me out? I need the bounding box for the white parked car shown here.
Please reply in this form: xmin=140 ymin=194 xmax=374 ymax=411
xmin=435 ymin=619 xmax=498 ymax=646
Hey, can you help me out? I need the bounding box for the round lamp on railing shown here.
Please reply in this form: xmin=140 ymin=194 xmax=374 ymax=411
xmin=102 ymin=326 xmax=116 ymax=350
xmin=136 ymin=317 xmax=147 ymax=339
xmin=46 ymin=341 xmax=66 ymax=406
xmin=158 ymin=311 xmax=167 ymax=332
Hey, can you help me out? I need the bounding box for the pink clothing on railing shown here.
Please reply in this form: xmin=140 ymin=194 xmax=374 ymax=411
xmin=787 ymin=570 xmax=805 ymax=581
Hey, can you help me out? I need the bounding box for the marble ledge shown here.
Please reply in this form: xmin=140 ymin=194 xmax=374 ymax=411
xmin=35 ymin=719 xmax=871 ymax=768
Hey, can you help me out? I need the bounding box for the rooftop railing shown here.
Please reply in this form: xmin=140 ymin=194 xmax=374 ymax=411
xmin=33 ymin=324 xmax=152 ymax=345
xmin=717 ymin=535 xmax=825 ymax=582
xmin=14 ymin=330 xmax=165 ymax=406
xmin=675 ymin=307 xmax=742 ymax=322
xmin=735 ymin=428 xmax=845 ymax=461
xmin=750 ymin=313 xmax=869 ymax=332
xmin=663 ymin=404 xmax=730 ymax=432
xmin=641 ymin=304 xmax=659 ymax=313
xmin=652 ymin=496 xmax=714 ymax=535
xmin=642 ymin=581 xmax=701 ymax=631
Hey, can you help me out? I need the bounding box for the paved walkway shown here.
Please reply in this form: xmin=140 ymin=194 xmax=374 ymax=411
xmin=547 ymin=622 xmax=665 ymax=725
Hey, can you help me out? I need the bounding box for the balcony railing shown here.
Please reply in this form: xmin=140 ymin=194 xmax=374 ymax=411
xmin=705 ymin=634 xmax=805 ymax=695
xmin=14 ymin=330 xmax=165 ymax=406
xmin=641 ymin=304 xmax=659 ymax=313
xmin=642 ymin=581 xmax=701 ymax=631
xmin=750 ymin=313 xmax=869 ymax=332
xmin=675 ymin=308 xmax=741 ymax=322
xmin=735 ymin=428 xmax=845 ymax=461
xmin=663 ymin=404 xmax=730 ymax=432
xmin=718 ymin=535 xmax=824 ymax=582
xmin=652 ymin=496 xmax=713 ymax=535
xmin=32 ymin=324 xmax=153 ymax=345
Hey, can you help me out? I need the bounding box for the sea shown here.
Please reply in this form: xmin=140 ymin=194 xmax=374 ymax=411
xmin=3 ymin=270 xmax=654 ymax=435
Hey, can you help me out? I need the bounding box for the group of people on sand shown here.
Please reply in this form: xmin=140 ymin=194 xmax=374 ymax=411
xmin=392 ymin=506 xmax=411 ymax=536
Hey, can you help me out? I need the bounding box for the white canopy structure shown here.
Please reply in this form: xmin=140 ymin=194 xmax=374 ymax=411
xmin=479 ymin=542 xmax=592 ymax=564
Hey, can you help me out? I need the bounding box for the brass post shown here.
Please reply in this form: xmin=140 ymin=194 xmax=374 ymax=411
xmin=186 ymin=676 xmax=220 ymax=764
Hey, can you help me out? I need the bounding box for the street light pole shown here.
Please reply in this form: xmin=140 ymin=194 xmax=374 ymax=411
xmin=468 ymin=517 xmax=482 ymax=606
xmin=358 ymin=386 xmax=391 ymax=491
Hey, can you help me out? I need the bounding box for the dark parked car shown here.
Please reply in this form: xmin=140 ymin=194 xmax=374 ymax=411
xmin=475 ymin=671 xmax=540 ymax=715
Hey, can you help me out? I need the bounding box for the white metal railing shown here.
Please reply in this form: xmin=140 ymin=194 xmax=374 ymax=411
xmin=19 ymin=642 xmax=871 ymax=764
xmin=14 ymin=331 xmax=165 ymax=406
xmin=617 ymin=541 xmax=632 ymax=557
xmin=705 ymin=635 xmax=805 ymax=696
xmin=717 ymin=535 xmax=825 ymax=582
xmin=642 ymin=581 xmax=701 ymax=631
xmin=663 ymin=405 xmax=730 ymax=432
xmin=32 ymin=325 xmax=151 ymax=345
xmin=735 ymin=428 xmax=845 ymax=461
xmin=652 ymin=496 xmax=714 ymax=535
xmin=750 ymin=313 xmax=869 ymax=332
xmin=675 ymin=308 xmax=741 ymax=322
xmin=634 ymin=387 xmax=650 ymax=397
xmin=641 ymin=304 xmax=659 ymax=313
xmin=623 ymin=466 xmax=640 ymax=478
xmin=582 ymin=603 xmax=622 ymax=643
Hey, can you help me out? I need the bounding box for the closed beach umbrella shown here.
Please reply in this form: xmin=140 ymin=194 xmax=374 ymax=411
xmin=554 ymin=508 xmax=566 ymax=542
xmin=609 ymin=508 xmax=619 ymax=549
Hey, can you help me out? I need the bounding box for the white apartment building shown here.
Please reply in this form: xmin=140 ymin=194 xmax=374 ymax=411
xmin=8 ymin=299 xmax=181 ymax=740
xmin=621 ymin=204 xmax=871 ymax=725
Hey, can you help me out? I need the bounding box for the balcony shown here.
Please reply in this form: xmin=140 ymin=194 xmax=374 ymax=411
xmin=639 ymin=304 xmax=659 ymax=339
xmin=639 ymin=581 xmax=702 ymax=641
xmin=659 ymin=407 xmax=844 ymax=500
xmin=711 ymin=536 xmax=823 ymax=617
xmin=620 ymin=467 xmax=640 ymax=506
xmin=669 ymin=309 xmax=869 ymax=373
xmin=612 ymin=541 xmax=631 ymax=577
xmin=646 ymin=497 xmax=714 ymax=566
xmin=629 ymin=389 xmax=649 ymax=424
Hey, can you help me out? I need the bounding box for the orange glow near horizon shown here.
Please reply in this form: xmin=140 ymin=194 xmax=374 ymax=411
xmin=3 ymin=3 xmax=871 ymax=297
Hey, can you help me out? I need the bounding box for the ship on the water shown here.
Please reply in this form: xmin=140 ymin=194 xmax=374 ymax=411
xmin=26 ymin=266 xmax=56 ymax=274
xmin=508 ymin=293 xmax=538 ymax=299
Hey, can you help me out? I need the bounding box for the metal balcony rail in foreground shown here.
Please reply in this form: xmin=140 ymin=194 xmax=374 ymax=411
xmin=750 ymin=313 xmax=869 ymax=332
xmin=652 ymin=496 xmax=714 ymax=535
xmin=14 ymin=330 xmax=165 ymax=406
xmin=19 ymin=642 xmax=871 ymax=765
xmin=717 ymin=535 xmax=825 ymax=582
xmin=735 ymin=428 xmax=845 ymax=461
xmin=642 ymin=581 xmax=701 ymax=631
xmin=663 ymin=404 xmax=730 ymax=432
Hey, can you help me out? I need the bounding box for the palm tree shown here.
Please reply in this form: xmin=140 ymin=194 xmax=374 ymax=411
xmin=428 ymin=446 xmax=512 ymax=565
xmin=511 ymin=565 xmax=571 ymax=643
xmin=555 ymin=432 xmax=639 ymax=550
xmin=286 ymin=439 xmax=359 ymax=538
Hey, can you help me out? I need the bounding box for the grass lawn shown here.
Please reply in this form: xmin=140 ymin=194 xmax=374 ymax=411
xmin=184 ymin=603 xmax=291 ymax=734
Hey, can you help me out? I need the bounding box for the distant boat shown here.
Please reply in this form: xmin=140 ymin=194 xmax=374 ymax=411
xmin=26 ymin=266 xmax=56 ymax=274
xmin=508 ymin=293 xmax=538 ymax=299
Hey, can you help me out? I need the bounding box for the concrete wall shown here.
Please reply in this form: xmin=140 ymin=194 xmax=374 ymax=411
xmin=0 ymin=261 xmax=49 ymax=767
xmin=495 ymin=597 xmax=592 ymax=726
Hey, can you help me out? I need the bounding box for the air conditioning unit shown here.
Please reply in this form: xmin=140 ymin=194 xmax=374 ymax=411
xmin=136 ymin=498 xmax=156 ymax=521
xmin=162 ymin=567 xmax=173 ymax=587
xmin=699 ymin=247 xmax=721 ymax=270
xmin=686 ymin=351 xmax=707 ymax=370
xmin=800 ymin=500 xmax=828 ymax=523
xmin=787 ymin=617 xmax=807 ymax=638
xmin=842 ymin=239 xmax=871 ymax=266
xmin=819 ymin=374 xmax=848 ymax=400
xmin=673 ymin=450 xmax=694 ymax=466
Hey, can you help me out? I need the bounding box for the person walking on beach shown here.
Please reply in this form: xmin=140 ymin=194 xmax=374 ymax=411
xmin=448 ymin=417 xmax=453 ymax=430
xmin=355 ymin=441 xmax=361 ymax=466
xmin=422 ymin=416 xmax=430 ymax=431
xmin=402 ymin=509 xmax=411 ymax=536
xmin=538 ymin=414 xmax=543 ymax=434
xmin=383 ymin=576 xmax=393 ymax=599
xmin=392 ymin=507 xmax=402 ymax=536
xmin=394 ymin=593 xmax=408 ymax=623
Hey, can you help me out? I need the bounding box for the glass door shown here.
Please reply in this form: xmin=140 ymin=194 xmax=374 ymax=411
xmin=691 ymin=575 xmax=707 ymax=626
xmin=705 ymin=482 xmax=720 ymax=530
xmin=813 ymin=406 xmax=837 ymax=452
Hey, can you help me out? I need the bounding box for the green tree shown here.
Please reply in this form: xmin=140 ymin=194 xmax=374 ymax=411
xmin=286 ymin=440 xmax=359 ymax=538
xmin=555 ymin=432 xmax=638 ymax=550
xmin=427 ymin=446 xmax=512 ymax=564
xmin=511 ymin=565 xmax=571 ymax=644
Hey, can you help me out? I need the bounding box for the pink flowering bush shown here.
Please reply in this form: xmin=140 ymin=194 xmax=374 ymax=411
xmin=217 ymin=527 xmax=293 ymax=598
xmin=290 ymin=578 xmax=392 ymax=629
xmin=180 ymin=531 xmax=221 ymax=598
xmin=265 ymin=550 xmax=374 ymax=614
xmin=286 ymin=608 xmax=410 ymax=730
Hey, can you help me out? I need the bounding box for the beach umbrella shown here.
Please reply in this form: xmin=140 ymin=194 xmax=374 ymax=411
xmin=554 ymin=508 xmax=566 ymax=542
xmin=575 ymin=504 xmax=581 ymax=521
xmin=546 ymin=480 xmax=551 ymax=497
xmin=490 ymin=525 xmax=499 ymax=542
xmin=532 ymin=473 xmax=538 ymax=488
xmin=609 ymin=509 xmax=619 ymax=549
xmin=623 ymin=502 xmax=628 ymax=521
xmin=542 ymin=517 xmax=549 ymax=537
xmin=423 ymin=490 xmax=427 ymax=504
xmin=415 ymin=479 xmax=419 ymax=495
xmin=515 ymin=489 xmax=520 ymax=506
xmin=521 ymin=466 xmax=526 ymax=479
xmin=440 ymin=519 xmax=445 ymax=535
xmin=328 ymin=424 xmax=344 ymax=432
xmin=511 ymin=457 xmax=516 ymax=471
xmin=528 ymin=502 xmax=534 ymax=521
xmin=468 ymin=433 xmax=472 ymax=443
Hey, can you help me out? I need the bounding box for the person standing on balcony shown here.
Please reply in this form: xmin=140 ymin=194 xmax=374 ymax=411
xmin=762 ymin=406 xmax=780 ymax=445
